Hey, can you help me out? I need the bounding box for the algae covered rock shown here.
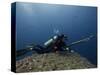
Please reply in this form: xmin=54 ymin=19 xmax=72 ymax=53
xmin=16 ymin=51 xmax=96 ymax=73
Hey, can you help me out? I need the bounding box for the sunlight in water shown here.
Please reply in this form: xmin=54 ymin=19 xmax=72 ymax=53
xmin=20 ymin=3 xmax=33 ymax=14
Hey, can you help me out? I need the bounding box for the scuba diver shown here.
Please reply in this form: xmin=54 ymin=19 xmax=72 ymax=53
xmin=31 ymin=34 xmax=68 ymax=54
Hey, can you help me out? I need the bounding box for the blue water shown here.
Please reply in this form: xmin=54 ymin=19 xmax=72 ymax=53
xmin=15 ymin=2 xmax=97 ymax=65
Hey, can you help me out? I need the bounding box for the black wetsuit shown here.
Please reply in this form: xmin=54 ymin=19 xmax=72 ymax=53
xmin=53 ymin=35 xmax=66 ymax=52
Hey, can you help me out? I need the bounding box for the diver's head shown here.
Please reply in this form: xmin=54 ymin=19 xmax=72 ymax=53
xmin=60 ymin=34 xmax=67 ymax=38
xmin=59 ymin=34 xmax=68 ymax=40
xmin=60 ymin=34 xmax=64 ymax=38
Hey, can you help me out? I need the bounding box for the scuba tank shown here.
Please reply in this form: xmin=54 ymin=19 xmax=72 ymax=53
xmin=44 ymin=34 xmax=66 ymax=48
xmin=44 ymin=35 xmax=58 ymax=48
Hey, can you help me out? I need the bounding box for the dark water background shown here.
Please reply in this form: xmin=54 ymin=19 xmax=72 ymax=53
xmin=15 ymin=2 xmax=97 ymax=65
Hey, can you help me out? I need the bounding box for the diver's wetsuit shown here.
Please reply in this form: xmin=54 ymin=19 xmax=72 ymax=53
xmin=53 ymin=35 xmax=66 ymax=52
xmin=33 ymin=45 xmax=46 ymax=53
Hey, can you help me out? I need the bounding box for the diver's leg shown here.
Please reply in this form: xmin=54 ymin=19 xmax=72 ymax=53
xmin=33 ymin=45 xmax=45 ymax=53
xmin=36 ymin=45 xmax=44 ymax=49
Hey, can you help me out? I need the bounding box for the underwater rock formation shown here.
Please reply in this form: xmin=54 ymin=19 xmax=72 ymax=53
xmin=16 ymin=51 xmax=96 ymax=73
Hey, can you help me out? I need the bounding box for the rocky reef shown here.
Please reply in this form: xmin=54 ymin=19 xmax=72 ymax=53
xmin=16 ymin=51 xmax=96 ymax=73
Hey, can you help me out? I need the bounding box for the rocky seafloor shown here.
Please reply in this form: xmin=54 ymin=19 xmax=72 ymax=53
xmin=16 ymin=51 xmax=96 ymax=73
